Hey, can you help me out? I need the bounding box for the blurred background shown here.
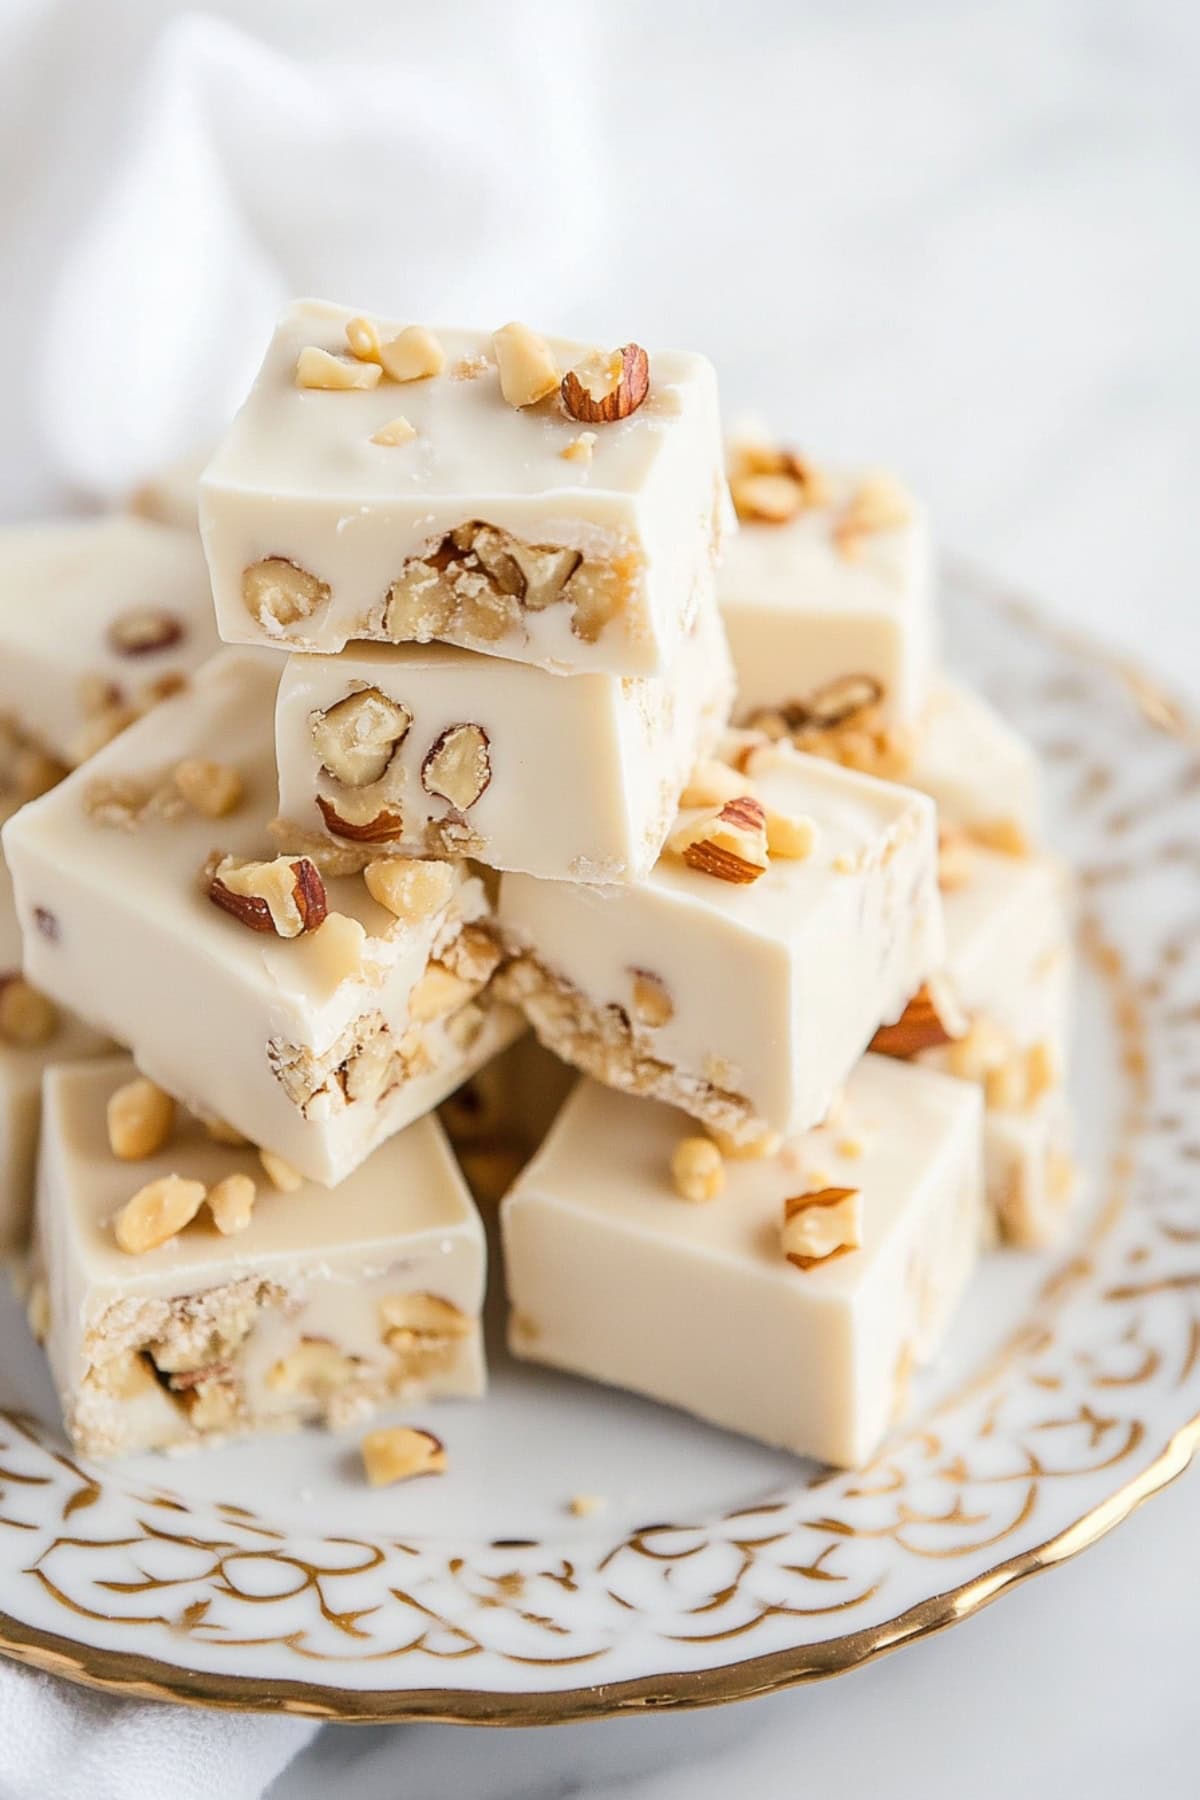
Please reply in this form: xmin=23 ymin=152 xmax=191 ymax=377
xmin=2 ymin=0 xmax=1197 ymax=676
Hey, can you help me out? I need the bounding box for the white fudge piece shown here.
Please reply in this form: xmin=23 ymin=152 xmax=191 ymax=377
xmin=872 ymin=845 xmax=1075 ymax=1245
xmin=720 ymin=447 xmax=933 ymax=741
xmin=275 ymin=600 xmax=733 ymax=883
xmin=503 ymin=1060 xmax=983 ymax=1468
xmin=0 ymin=859 xmax=111 ymax=1259
xmin=907 ymin=677 xmax=1043 ymax=854
xmin=128 ymin=445 xmax=212 ymax=533
xmin=498 ymin=746 xmax=942 ymax=1141
xmin=0 ymin=516 xmax=219 ymax=771
xmin=37 ymin=1056 xmax=485 ymax=1459
xmin=3 ymin=655 xmax=521 ymax=1186
xmin=200 ymin=300 xmax=730 ymax=677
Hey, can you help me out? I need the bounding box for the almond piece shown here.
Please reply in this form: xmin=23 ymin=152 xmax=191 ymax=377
xmin=729 ymin=471 xmax=804 ymax=524
xmin=379 ymin=326 xmax=445 ymax=383
xmin=492 ymin=322 xmax=560 ymax=408
xmin=316 ymin=795 xmax=405 ymax=843
xmin=764 ymin=810 xmax=816 ymax=859
xmin=242 ymin=558 xmax=330 ymax=635
xmin=561 ymin=344 xmax=650 ymax=423
xmin=421 ymin=724 xmax=491 ymax=811
xmin=561 ymin=432 xmax=597 ymax=464
xmin=782 ymin=1187 xmax=862 ymax=1269
xmin=312 ymin=688 xmax=412 ymax=788
xmin=207 ymin=1172 xmax=256 ymax=1236
xmin=870 ymin=984 xmax=959 ymax=1058
xmin=208 ymin=854 xmax=328 ymax=937
xmin=361 ymin=1424 xmax=446 ymax=1486
xmin=115 ymin=1175 xmax=206 ymax=1255
xmin=106 ymin=1077 xmax=175 ymax=1161
xmin=295 ymin=346 xmax=382 ymax=390
xmin=669 ymin=795 xmax=770 ymax=885
xmin=363 ymin=857 xmax=455 ymax=924
xmin=681 ymin=760 xmax=755 ymax=808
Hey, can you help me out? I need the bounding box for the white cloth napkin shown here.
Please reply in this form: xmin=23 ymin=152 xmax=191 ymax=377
xmin=34 ymin=4 xmax=610 ymax=499
xmin=1 ymin=4 xmax=607 ymax=1790
xmin=0 ymin=1658 xmax=315 ymax=1799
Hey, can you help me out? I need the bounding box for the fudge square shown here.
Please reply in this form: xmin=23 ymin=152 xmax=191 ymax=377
xmin=0 ymin=515 xmax=218 ymax=778
xmin=2 ymin=654 xmax=521 ymax=1187
xmin=0 ymin=858 xmax=111 ymax=1261
xmin=274 ymin=601 xmax=733 ymax=883
xmin=906 ymin=677 xmax=1043 ymax=856
xmin=37 ymin=1056 xmax=485 ymax=1458
xmin=873 ymin=842 xmax=1074 ymax=1245
xmin=719 ymin=430 xmax=934 ymax=769
xmin=199 ymin=300 xmax=730 ymax=677
xmin=498 ymin=743 xmax=942 ymax=1143
xmin=503 ymin=1059 xmax=984 ymax=1468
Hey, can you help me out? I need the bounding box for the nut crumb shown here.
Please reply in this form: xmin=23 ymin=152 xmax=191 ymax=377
xmin=568 ymin=1493 xmax=606 ymax=1518
xmin=207 ymin=1173 xmax=256 ymax=1236
xmin=364 ymin=857 xmax=455 ymax=924
xmin=174 ymin=758 xmax=243 ymax=819
xmin=765 ymin=809 xmax=816 ymax=859
xmin=296 ymin=346 xmax=382 ymax=391
xmin=630 ymin=969 xmax=674 ymax=1029
xmin=107 ymin=1077 xmax=175 ymax=1161
xmin=259 ymin=1148 xmax=303 ymax=1193
xmin=671 ymin=1136 xmax=725 ymax=1203
xmin=562 ymin=432 xmax=597 ymax=464
xmin=0 ymin=976 xmax=58 ymax=1047
xmin=361 ymin=1425 xmax=446 ymax=1487
xmin=706 ymin=1123 xmax=781 ymax=1161
xmin=370 ymin=416 xmax=416 ymax=447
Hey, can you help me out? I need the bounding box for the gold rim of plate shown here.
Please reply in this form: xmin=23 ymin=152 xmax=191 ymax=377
xmin=0 ymin=561 xmax=1196 ymax=1724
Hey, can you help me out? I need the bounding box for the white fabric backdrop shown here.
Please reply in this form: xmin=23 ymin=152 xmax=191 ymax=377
xmin=0 ymin=2 xmax=1196 ymax=1795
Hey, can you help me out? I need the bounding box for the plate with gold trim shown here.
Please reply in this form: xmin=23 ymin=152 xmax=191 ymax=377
xmin=1 ymin=563 xmax=1198 ymax=1724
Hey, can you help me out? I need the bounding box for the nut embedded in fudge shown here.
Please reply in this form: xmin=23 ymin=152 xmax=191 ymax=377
xmin=199 ymin=300 xmax=731 ymax=676
xmin=497 ymin=740 xmax=943 ymax=1143
xmin=718 ymin=431 xmax=935 ymax=770
xmin=872 ymin=842 xmax=1075 ymax=1246
xmin=274 ymin=601 xmax=733 ymax=883
xmin=2 ymin=653 xmax=521 ymax=1186
xmin=0 ymin=515 xmax=218 ymax=776
xmin=502 ymin=1059 xmax=983 ymax=1468
xmin=36 ymin=1056 xmax=486 ymax=1459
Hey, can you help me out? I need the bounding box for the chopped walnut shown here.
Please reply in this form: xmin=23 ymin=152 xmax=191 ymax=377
xmin=363 ymin=856 xmax=455 ymax=924
xmin=421 ymin=723 xmax=491 ymax=811
xmin=668 ymin=795 xmax=770 ymax=884
xmin=243 ymin=559 xmax=331 ymax=635
xmin=208 ymin=854 xmax=327 ymax=937
xmin=313 ymin=688 xmax=412 ymax=788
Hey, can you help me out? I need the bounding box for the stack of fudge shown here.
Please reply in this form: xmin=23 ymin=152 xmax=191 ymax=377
xmin=0 ymin=300 xmax=1074 ymax=1477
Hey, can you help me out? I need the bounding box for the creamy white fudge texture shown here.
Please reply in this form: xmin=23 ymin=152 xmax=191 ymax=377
xmin=0 ymin=859 xmax=111 ymax=1259
xmin=875 ymin=845 xmax=1075 ymax=1245
xmin=128 ymin=445 xmax=212 ymax=534
xmin=200 ymin=300 xmax=730 ymax=676
xmin=503 ymin=1061 xmax=983 ymax=1467
xmin=275 ymin=600 xmax=733 ymax=883
xmin=907 ymin=677 xmax=1043 ymax=852
xmin=38 ymin=1056 xmax=486 ymax=1458
xmin=0 ymin=516 xmax=218 ymax=767
xmin=499 ymin=746 xmax=943 ymax=1141
xmin=2 ymin=655 xmax=521 ymax=1186
xmin=720 ymin=470 xmax=934 ymax=726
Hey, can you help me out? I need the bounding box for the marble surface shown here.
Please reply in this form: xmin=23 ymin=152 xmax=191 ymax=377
xmin=0 ymin=1 xmax=1196 ymax=1794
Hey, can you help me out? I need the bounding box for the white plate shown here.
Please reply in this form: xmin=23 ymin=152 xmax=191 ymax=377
xmin=1 ymin=563 xmax=1197 ymax=1723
